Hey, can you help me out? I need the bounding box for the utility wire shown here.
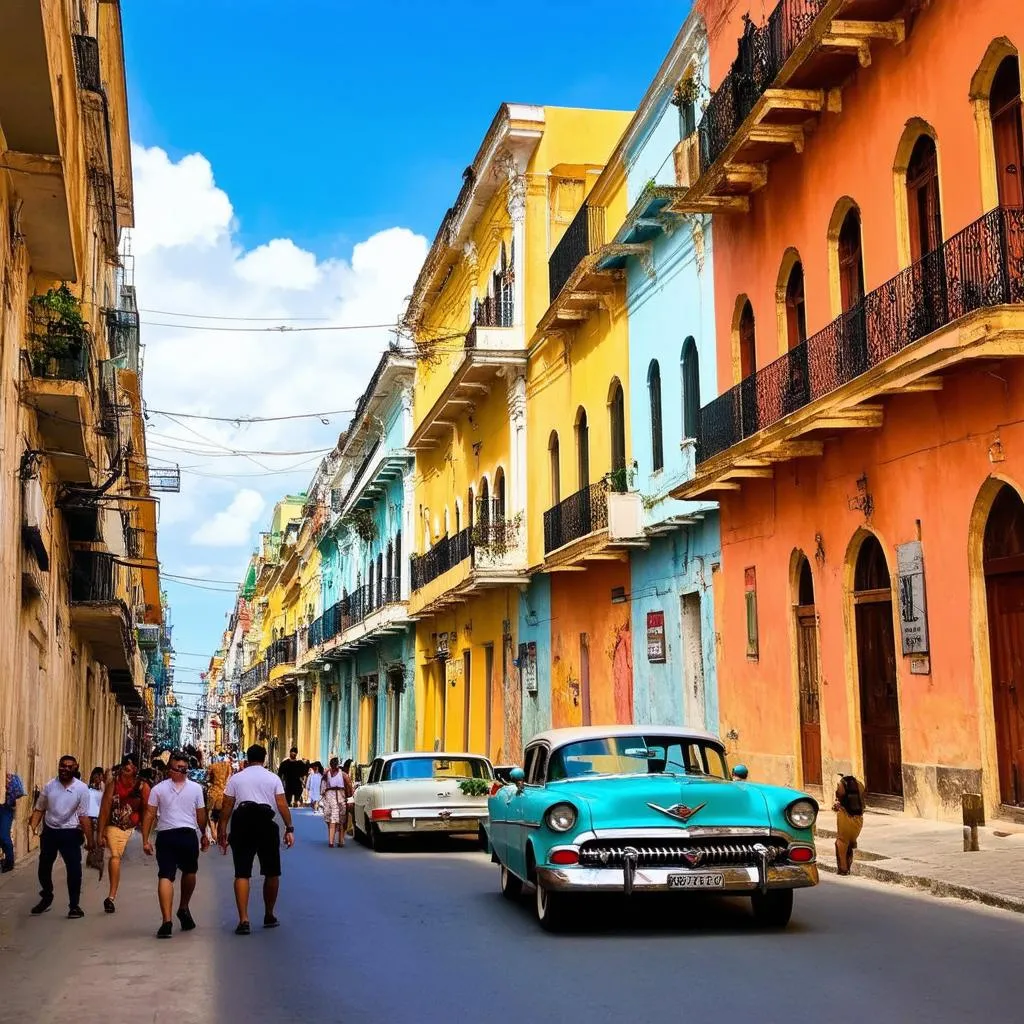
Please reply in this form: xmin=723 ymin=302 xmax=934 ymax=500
xmin=148 ymin=408 xmax=354 ymax=424
xmin=141 ymin=320 xmax=400 ymax=333
xmin=140 ymin=309 xmax=331 ymax=322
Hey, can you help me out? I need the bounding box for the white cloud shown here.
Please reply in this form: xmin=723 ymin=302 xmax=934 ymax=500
xmin=130 ymin=142 xmax=429 ymax=568
xmin=190 ymin=489 xmax=267 ymax=546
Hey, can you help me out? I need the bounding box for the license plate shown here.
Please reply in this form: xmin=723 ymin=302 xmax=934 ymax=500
xmin=667 ymin=873 xmax=724 ymax=889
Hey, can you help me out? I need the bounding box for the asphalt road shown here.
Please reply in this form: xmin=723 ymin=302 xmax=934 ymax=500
xmin=1 ymin=810 xmax=1022 ymax=1024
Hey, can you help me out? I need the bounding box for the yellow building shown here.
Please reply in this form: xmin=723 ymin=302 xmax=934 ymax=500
xmin=404 ymin=105 xmax=630 ymax=762
xmin=0 ymin=0 xmax=161 ymax=859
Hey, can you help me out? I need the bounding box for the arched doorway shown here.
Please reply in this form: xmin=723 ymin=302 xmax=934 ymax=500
xmin=983 ymin=484 xmax=1024 ymax=807
xmin=991 ymin=54 xmax=1023 ymax=208
xmin=795 ymin=555 xmax=822 ymax=788
xmin=853 ymin=535 xmax=903 ymax=800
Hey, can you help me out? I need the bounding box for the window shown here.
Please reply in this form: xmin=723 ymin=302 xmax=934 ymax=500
xmin=784 ymin=261 xmax=808 ymax=349
xmin=479 ymin=477 xmax=490 ymax=527
xmin=906 ymin=135 xmax=943 ymax=261
xmin=575 ymin=407 xmax=590 ymax=489
xmin=991 ymin=56 xmax=1023 ymax=207
xmin=376 ymin=553 xmax=383 ymax=603
xmin=386 ymin=541 xmax=393 ymax=581
xmin=494 ymin=467 xmax=506 ymax=520
xmin=648 ymin=360 xmax=664 ymax=471
xmin=745 ymin=566 xmax=759 ymax=659
xmin=608 ymin=379 xmax=626 ymax=473
xmin=548 ymin=431 xmax=561 ymax=505
xmin=394 ymin=530 xmax=401 ymax=583
xmin=838 ymin=207 xmax=865 ymax=312
xmin=739 ymin=300 xmax=756 ymax=379
xmin=681 ymin=337 xmax=700 ymax=440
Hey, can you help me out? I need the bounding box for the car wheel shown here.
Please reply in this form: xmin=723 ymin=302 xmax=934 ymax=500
xmin=535 ymin=882 xmax=571 ymax=932
xmin=751 ymin=889 xmax=794 ymax=928
xmin=370 ymin=823 xmax=391 ymax=853
xmin=499 ymin=864 xmax=523 ymax=901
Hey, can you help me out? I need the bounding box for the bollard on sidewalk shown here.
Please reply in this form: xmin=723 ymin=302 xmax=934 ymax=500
xmin=962 ymin=793 xmax=983 ymax=852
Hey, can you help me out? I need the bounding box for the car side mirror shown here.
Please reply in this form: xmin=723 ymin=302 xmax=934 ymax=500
xmin=510 ymin=766 xmax=525 ymax=792
xmin=731 ymin=764 xmax=749 ymax=781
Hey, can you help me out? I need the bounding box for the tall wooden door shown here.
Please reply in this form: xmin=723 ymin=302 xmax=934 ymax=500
xmin=856 ymin=599 xmax=903 ymax=797
xmin=579 ymin=633 xmax=592 ymax=726
xmin=796 ymin=607 xmax=823 ymax=787
xmin=681 ymin=593 xmax=706 ymax=729
xmin=987 ymin=574 xmax=1024 ymax=805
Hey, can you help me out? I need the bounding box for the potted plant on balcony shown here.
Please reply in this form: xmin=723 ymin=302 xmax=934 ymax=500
xmin=343 ymin=507 xmax=378 ymax=544
xmin=28 ymin=284 xmax=89 ymax=377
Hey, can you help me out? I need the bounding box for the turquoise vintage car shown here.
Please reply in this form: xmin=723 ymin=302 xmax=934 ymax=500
xmin=486 ymin=725 xmax=819 ymax=931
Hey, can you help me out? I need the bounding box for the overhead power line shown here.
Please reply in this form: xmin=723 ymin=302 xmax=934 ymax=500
xmin=141 ymin=320 xmax=400 ymax=333
xmin=148 ymin=408 xmax=354 ymax=424
xmin=140 ymin=308 xmax=331 ymax=322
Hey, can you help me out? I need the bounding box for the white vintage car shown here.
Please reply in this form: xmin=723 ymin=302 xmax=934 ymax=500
xmin=353 ymin=751 xmax=495 ymax=851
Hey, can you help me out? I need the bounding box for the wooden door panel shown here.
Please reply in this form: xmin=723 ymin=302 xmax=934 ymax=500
xmin=987 ymin=574 xmax=1024 ymax=805
xmin=797 ymin=612 xmax=822 ymax=787
xmin=856 ymin=601 xmax=903 ymax=796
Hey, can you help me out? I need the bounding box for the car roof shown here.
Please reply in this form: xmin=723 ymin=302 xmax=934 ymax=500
xmin=526 ymin=725 xmax=723 ymax=750
xmin=375 ymin=751 xmax=492 ymax=762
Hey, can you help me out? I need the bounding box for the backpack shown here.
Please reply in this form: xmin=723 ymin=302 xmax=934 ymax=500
xmin=6 ymin=773 xmax=25 ymax=805
xmin=840 ymin=776 xmax=864 ymax=816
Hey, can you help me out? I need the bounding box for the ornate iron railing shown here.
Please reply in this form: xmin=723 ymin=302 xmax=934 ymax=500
xmin=410 ymin=528 xmax=473 ymax=591
xmin=70 ymin=550 xmax=117 ymax=603
xmin=267 ymin=633 xmax=296 ymax=669
xmin=697 ymin=206 xmax=1024 ymax=463
xmin=308 ymin=615 xmax=324 ymax=649
xmin=543 ymin=481 xmax=610 ymax=554
xmin=240 ymin=659 xmax=269 ymax=694
xmin=698 ymin=0 xmax=828 ymax=174
xmin=474 ymin=293 xmax=513 ymax=329
xmin=27 ymin=334 xmax=91 ymax=382
xmin=549 ymin=202 xmax=606 ymax=303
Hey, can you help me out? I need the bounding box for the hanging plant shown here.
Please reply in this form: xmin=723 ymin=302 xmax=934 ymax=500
xmin=471 ymin=512 xmax=522 ymax=557
xmin=343 ymin=507 xmax=378 ymax=544
xmin=672 ymin=74 xmax=701 ymax=109
xmin=28 ymin=284 xmax=89 ymax=373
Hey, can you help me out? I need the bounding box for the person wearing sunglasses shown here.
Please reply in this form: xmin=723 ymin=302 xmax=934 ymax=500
xmin=141 ymin=752 xmax=210 ymax=938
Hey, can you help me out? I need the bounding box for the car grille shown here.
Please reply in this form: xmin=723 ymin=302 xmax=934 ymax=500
xmin=577 ymin=836 xmax=788 ymax=870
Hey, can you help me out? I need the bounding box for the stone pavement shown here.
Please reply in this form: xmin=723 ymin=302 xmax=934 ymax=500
xmin=814 ymin=807 xmax=1024 ymax=913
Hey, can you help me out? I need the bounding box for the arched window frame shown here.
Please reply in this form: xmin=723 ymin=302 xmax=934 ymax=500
xmin=608 ymin=378 xmax=626 ymax=475
xmin=548 ymin=430 xmax=561 ymax=506
xmin=970 ymin=39 xmax=1022 ymax=212
xmin=647 ymin=360 xmax=664 ymax=472
xmin=681 ymin=337 xmax=700 ymax=441
xmin=574 ymin=407 xmax=590 ymax=491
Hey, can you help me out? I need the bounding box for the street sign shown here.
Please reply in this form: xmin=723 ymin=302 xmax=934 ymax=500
xmin=647 ymin=610 xmax=666 ymax=663
xmin=896 ymin=541 xmax=930 ymax=656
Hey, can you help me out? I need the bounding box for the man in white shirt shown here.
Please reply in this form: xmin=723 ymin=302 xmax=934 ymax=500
xmin=141 ymin=750 xmax=209 ymax=939
xmin=28 ymin=754 xmax=93 ymax=918
xmin=218 ymin=743 xmax=294 ymax=935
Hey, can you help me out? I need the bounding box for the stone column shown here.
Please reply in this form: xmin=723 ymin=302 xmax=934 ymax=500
xmin=507 ymin=369 xmax=527 ymax=519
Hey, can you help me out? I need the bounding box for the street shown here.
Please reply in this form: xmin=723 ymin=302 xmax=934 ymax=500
xmin=1 ymin=811 xmax=1022 ymax=1024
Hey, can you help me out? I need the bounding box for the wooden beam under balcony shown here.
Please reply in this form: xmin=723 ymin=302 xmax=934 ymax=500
xmin=723 ymin=466 xmax=774 ymax=480
xmin=723 ymin=163 xmax=769 ymax=190
xmin=760 ymin=88 xmax=836 ymax=116
xmin=670 ymin=194 xmax=751 ymax=214
xmin=747 ymin=124 xmax=805 ymax=153
xmin=818 ymin=33 xmax=872 ymax=68
xmin=828 ymin=19 xmax=906 ymax=46
xmin=881 ymin=376 xmax=943 ymax=395
xmin=796 ymin=405 xmax=884 ymax=433
xmin=759 ymin=441 xmax=825 ymax=461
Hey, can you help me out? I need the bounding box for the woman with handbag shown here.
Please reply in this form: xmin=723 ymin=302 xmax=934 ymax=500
xmin=320 ymin=758 xmax=353 ymax=848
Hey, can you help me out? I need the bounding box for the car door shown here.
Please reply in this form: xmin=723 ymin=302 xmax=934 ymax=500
xmin=356 ymin=758 xmax=383 ymax=827
xmin=505 ymin=744 xmax=548 ymax=879
xmin=492 ymin=746 xmax=533 ymax=868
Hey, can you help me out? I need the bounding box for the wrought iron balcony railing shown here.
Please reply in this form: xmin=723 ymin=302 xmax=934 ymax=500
xmin=410 ymin=527 xmax=473 ymax=591
xmin=543 ymin=481 xmax=610 ymax=554
xmin=697 ymin=0 xmax=828 ymax=175
xmin=267 ymin=633 xmax=297 ymax=670
xmin=240 ymin=659 xmax=269 ymax=694
xmin=308 ymin=615 xmax=324 ymax=649
xmin=549 ymin=202 xmax=606 ymax=304
xmin=70 ymin=550 xmax=119 ymax=603
xmin=344 ymin=577 xmax=401 ymax=627
xmin=696 ymin=206 xmax=1024 ymax=464
xmin=28 ymin=336 xmax=91 ymax=382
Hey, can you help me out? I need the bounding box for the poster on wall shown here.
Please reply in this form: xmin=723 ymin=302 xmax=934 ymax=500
xmin=518 ymin=642 xmax=538 ymax=694
xmin=896 ymin=540 xmax=930 ymax=657
xmin=646 ymin=611 xmax=667 ymax=663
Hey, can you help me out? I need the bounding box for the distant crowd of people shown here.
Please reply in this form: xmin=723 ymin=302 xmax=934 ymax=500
xmin=1 ymin=742 xmax=360 ymax=937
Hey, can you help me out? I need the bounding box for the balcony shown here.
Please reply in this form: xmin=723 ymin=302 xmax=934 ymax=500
xmin=70 ymin=551 xmax=134 ymax=671
xmin=680 ymin=206 xmax=1024 ymax=496
xmin=240 ymin=659 xmax=269 ymax=695
xmin=679 ymin=0 xmax=910 ymax=215
xmin=268 ymin=634 xmax=297 ymax=673
xmin=411 ymin=528 xmax=473 ymax=591
xmin=473 ymin=513 xmax=528 ymax=580
xmin=466 ymin=292 xmax=520 ymax=351
xmin=544 ymin=480 xmax=647 ymax=566
xmin=544 ymin=482 xmax=610 ymax=555
xmin=550 ymin=202 xmax=605 ymax=303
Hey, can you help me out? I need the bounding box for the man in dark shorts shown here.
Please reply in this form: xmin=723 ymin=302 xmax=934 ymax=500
xmin=277 ymin=748 xmax=306 ymax=808
xmin=141 ymin=751 xmax=209 ymax=938
xmin=219 ymin=744 xmax=294 ymax=935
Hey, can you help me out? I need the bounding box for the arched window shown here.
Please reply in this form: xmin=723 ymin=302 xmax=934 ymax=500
xmin=784 ymin=261 xmax=807 ymax=349
xmin=479 ymin=476 xmax=490 ymax=527
xmin=838 ymin=207 xmax=866 ymax=312
xmin=367 ymin=560 xmax=375 ymax=608
xmin=494 ymin=467 xmax=506 ymax=520
xmin=681 ymin=337 xmax=700 ymax=440
xmin=466 ymin=487 xmax=474 ymax=536
xmin=608 ymin=379 xmax=626 ymax=473
xmin=386 ymin=540 xmax=394 ymax=583
xmin=906 ymin=135 xmax=943 ymax=261
xmin=376 ymin=552 xmax=384 ymax=605
xmin=991 ymin=55 xmax=1023 ymax=207
xmin=548 ymin=430 xmax=561 ymax=505
xmin=739 ymin=300 xmax=756 ymax=379
xmin=443 ymin=507 xmax=450 ymax=536
xmin=455 ymin=501 xmax=460 ymax=535
xmin=648 ymin=360 xmax=664 ymax=472
xmin=575 ymin=407 xmax=590 ymax=490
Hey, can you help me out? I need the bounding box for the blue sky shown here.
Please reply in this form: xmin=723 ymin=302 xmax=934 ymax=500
xmin=121 ymin=1 xmax=692 ymax=710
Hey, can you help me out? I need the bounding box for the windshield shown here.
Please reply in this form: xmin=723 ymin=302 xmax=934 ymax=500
xmin=547 ymin=736 xmax=728 ymax=781
xmin=383 ymin=757 xmax=492 ymax=782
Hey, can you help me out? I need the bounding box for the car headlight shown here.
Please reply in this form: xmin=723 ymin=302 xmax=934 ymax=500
xmin=785 ymin=798 xmax=818 ymax=830
xmin=545 ymin=802 xmax=578 ymax=833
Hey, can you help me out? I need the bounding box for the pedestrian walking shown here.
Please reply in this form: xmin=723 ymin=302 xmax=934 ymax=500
xmin=86 ymin=767 xmax=106 ymax=879
xmin=833 ymin=773 xmax=866 ymax=875
xmin=141 ymin=751 xmax=210 ymax=938
xmin=206 ymin=754 xmax=232 ymax=840
xmin=218 ymin=743 xmax=294 ymax=935
xmin=277 ymin=748 xmax=307 ymax=808
xmin=29 ymin=754 xmax=93 ymax=918
xmin=342 ymin=758 xmax=356 ymax=836
xmin=1 ymin=769 xmax=27 ymax=873
xmin=97 ymin=755 xmax=150 ymax=913
xmin=305 ymin=761 xmax=324 ymax=814
xmin=321 ymin=757 xmax=353 ymax=848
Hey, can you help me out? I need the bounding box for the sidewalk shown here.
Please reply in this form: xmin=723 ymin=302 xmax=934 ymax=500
xmin=814 ymin=807 xmax=1024 ymax=913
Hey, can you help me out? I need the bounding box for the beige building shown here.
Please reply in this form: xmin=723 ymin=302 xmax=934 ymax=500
xmin=0 ymin=1 xmax=161 ymax=859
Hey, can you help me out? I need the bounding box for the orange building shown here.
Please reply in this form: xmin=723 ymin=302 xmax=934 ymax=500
xmin=675 ymin=0 xmax=1024 ymax=821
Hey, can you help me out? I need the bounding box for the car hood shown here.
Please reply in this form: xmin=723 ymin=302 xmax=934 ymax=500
xmin=547 ymin=775 xmax=772 ymax=831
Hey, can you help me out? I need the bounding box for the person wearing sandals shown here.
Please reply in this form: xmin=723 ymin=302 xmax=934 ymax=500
xmin=321 ymin=757 xmax=352 ymax=847
xmin=217 ymin=744 xmax=294 ymax=935
xmin=305 ymin=762 xmax=324 ymax=815
xmin=97 ymin=755 xmax=150 ymax=914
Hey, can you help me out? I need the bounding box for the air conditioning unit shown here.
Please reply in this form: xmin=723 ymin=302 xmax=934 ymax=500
xmin=673 ymin=133 xmax=701 ymax=189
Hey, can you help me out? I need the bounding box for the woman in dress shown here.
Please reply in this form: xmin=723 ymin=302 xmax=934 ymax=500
xmin=306 ymin=761 xmax=324 ymax=814
xmin=97 ymin=755 xmax=150 ymax=912
xmin=321 ymin=757 xmax=352 ymax=847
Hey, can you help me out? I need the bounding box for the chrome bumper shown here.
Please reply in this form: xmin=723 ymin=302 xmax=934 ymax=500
xmin=535 ymin=863 xmax=818 ymax=893
xmin=378 ymin=814 xmax=482 ymax=834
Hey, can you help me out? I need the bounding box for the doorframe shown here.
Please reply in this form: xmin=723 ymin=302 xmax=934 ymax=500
xmin=842 ymin=527 xmax=905 ymax=797
xmin=968 ymin=474 xmax=1024 ymax=817
xmin=788 ymin=548 xmax=825 ymax=794
xmin=679 ymin=587 xmax=706 ymax=731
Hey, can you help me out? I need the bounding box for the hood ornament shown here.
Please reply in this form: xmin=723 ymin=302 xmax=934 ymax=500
xmin=648 ymin=801 xmax=707 ymax=824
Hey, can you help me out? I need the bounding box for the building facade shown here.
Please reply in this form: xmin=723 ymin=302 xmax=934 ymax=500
xmin=675 ymin=0 xmax=1024 ymax=820
xmin=0 ymin=0 xmax=161 ymax=859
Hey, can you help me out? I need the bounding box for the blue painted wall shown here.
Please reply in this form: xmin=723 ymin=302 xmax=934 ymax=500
xmin=517 ymin=575 xmax=552 ymax=742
